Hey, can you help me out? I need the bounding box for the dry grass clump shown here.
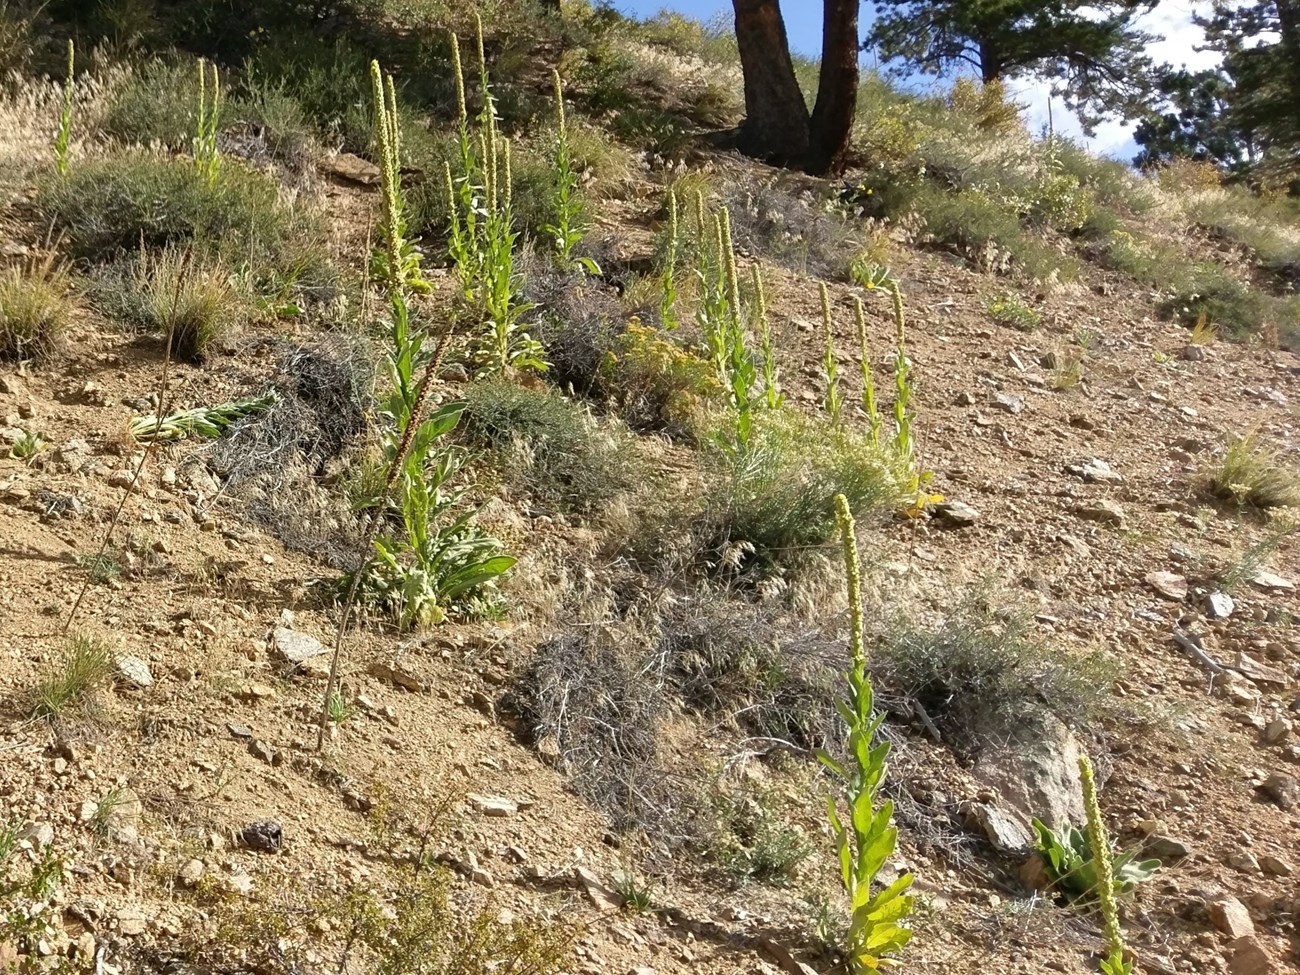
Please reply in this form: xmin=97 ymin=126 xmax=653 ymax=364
xmin=1205 ymin=433 xmax=1300 ymax=510
xmin=0 ymin=254 xmax=71 ymax=360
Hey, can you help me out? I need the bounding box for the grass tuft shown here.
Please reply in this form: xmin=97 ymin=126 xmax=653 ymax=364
xmin=0 ymin=255 xmax=71 ymax=360
xmin=1205 ymin=433 xmax=1300 ymax=510
xmin=32 ymin=634 xmax=114 ymax=721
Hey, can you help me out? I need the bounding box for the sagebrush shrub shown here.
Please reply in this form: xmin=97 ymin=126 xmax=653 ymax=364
xmin=35 ymin=151 xmax=322 ymax=268
xmin=462 ymin=379 xmax=641 ymax=514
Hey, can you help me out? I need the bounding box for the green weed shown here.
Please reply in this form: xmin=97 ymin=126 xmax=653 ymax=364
xmin=986 ymin=291 xmax=1040 ymax=331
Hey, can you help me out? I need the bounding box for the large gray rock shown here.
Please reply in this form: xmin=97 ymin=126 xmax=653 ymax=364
xmin=972 ymin=716 xmax=1086 ymax=831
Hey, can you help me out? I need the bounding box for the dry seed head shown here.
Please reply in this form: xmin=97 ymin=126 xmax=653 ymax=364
xmin=385 ymin=73 xmax=400 ymax=167
xmin=720 ymin=207 xmax=741 ymax=321
xmin=751 ymin=264 xmax=767 ymax=324
xmin=502 ymin=138 xmax=513 ymax=215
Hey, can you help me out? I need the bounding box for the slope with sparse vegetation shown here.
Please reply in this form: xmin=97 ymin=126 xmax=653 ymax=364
xmin=1 ymin=3 xmax=1300 ymax=975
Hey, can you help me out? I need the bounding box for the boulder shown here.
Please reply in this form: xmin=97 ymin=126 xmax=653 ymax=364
xmin=973 ymin=715 xmax=1085 ymax=832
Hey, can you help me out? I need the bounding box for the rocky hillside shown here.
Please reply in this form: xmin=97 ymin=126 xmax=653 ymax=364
xmin=1 ymin=3 xmax=1298 ymax=975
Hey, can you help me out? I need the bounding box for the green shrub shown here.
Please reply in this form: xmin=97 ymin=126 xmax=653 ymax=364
xmin=101 ymin=247 xmax=241 ymax=361
xmin=596 ymin=320 xmax=720 ymax=437
xmin=704 ymin=783 xmax=811 ymax=887
xmin=1160 ymin=263 xmax=1266 ymax=338
xmin=101 ymin=58 xmax=194 ymax=148
xmin=0 ymin=255 xmax=71 ymax=360
xmin=986 ymin=291 xmax=1040 ymax=331
xmin=912 ymin=183 xmax=1076 ymax=279
xmin=462 ymin=379 xmax=641 ymax=514
xmin=1205 ymin=433 xmax=1300 ymax=510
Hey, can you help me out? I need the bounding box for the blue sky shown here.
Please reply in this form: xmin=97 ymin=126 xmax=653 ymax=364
xmin=614 ymin=1 xmax=1220 ymax=160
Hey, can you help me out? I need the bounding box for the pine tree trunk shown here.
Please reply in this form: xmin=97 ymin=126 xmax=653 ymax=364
xmin=806 ymin=0 xmax=860 ymax=175
xmin=732 ymin=0 xmax=810 ymax=164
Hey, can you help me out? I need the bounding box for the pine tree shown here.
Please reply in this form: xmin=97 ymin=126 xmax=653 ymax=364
xmin=867 ymin=0 xmax=1158 ymax=132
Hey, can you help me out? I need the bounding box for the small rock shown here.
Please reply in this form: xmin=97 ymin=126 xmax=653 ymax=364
xmin=1068 ymin=458 xmax=1123 ymax=484
xmin=1208 ymin=894 xmax=1255 ymax=938
xmin=1259 ymin=772 xmax=1298 ymax=810
xmin=1074 ymin=499 xmax=1126 ymax=528
xmin=248 ymin=740 xmax=278 ymax=765
xmin=992 ymin=392 xmax=1025 ymax=414
xmin=227 ymin=723 xmax=253 ymax=739
xmin=367 ymin=660 xmax=423 ymax=692
xmin=1206 ymin=592 xmax=1235 ymax=619
xmin=933 ymin=500 xmax=980 ymax=527
xmin=1179 ymin=344 xmax=1207 ymax=362
xmin=1069 ymin=413 xmax=1097 ymax=430
xmin=1006 ymin=351 xmax=1026 ymax=370
xmin=469 ymin=795 xmax=518 ymax=818
xmin=1259 ymin=854 xmax=1293 ymax=877
xmin=177 ymin=859 xmax=205 ymax=887
xmin=758 ymin=937 xmax=819 ymax=975
xmin=115 ymin=656 xmax=153 ymax=689
xmin=80 ymin=381 xmax=107 ymax=406
xmin=572 ymin=866 xmax=619 ymax=911
xmin=1250 ymin=571 xmax=1295 ymax=592
xmin=1233 ymin=655 xmax=1288 ymax=687
xmin=271 ymin=627 xmax=329 ymax=669
xmin=107 ymin=470 xmax=139 ymax=492
xmin=117 ymin=909 xmax=148 ymax=937
xmin=238 ymin=821 xmax=283 ymax=852
xmin=226 ymin=873 xmax=255 ymax=896
xmin=1145 ymin=571 xmax=1188 ymax=602
xmin=964 ymin=801 xmax=1033 ymax=853
xmin=17 ymin=823 xmax=54 ymax=848
xmin=1228 ymin=851 xmax=1260 ymax=873
xmin=1228 ymin=936 xmax=1276 ymax=975
xmin=1263 ymin=718 xmax=1293 ymax=744
xmin=1145 ymin=835 xmax=1192 ymax=862
xmin=954 ymin=391 xmax=976 ymax=406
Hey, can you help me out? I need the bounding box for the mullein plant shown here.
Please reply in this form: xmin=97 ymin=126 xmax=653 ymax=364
xmin=193 ymin=59 xmax=221 ymax=186
xmin=52 ymin=40 xmax=74 ymax=176
xmin=853 ymin=296 xmax=881 ymax=445
xmin=855 ymin=265 xmax=940 ymax=515
xmin=820 ymin=283 xmax=843 ymax=424
xmin=445 ymin=18 xmax=543 ymax=377
xmin=821 ymin=495 xmax=914 ymax=972
xmin=323 ymin=60 xmax=512 ymax=671
xmin=1080 ymin=755 xmax=1133 ymax=975
xmin=540 ymin=69 xmax=599 ymax=274
xmin=660 ymin=190 xmax=680 ymax=329
xmin=752 ymin=265 xmax=782 ymax=409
